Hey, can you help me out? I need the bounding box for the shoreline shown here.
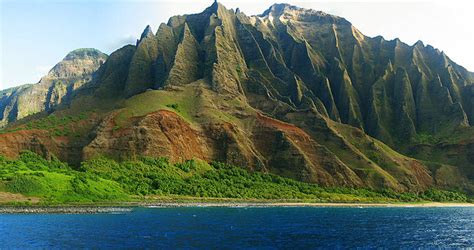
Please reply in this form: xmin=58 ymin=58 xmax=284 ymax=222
xmin=144 ymin=202 xmax=474 ymax=208
xmin=1 ymin=202 xmax=474 ymax=214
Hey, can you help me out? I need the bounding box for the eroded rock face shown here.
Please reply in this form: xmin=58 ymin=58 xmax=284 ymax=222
xmin=0 ymin=130 xmax=83 ymax=164
xmin=77 ymin=107 xmax=432 ymax=191
xmin=409 ymin=140 xmax=474 ymax=180
xmin=252 ymin=113 xmax=364 ymax=187
xmin=1 ymin=85 xmax=29 ymax=127
xmin=0 ymin=49 xmax=107 ymax=128
xmin=1 ymin=3 xmax=473 ymax=192
xmin=83 ymin=110 xmax=211 ymax=162
xmin=106 ymin=2 xmax=474 ymax=150
xmin=83 ymin=110 xmax=260 ymax=166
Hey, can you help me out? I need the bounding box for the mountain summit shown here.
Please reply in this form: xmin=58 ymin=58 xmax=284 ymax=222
xmin=1 ymin=3 xmax=473 ymax=193
xmin=0 ymin=48 xmax=107 ymax=127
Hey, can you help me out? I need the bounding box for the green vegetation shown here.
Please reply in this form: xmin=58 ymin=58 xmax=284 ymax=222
xmin=0 ymin=152 xmax=127 ymax=204
xmin=166 ymin=103 xmax=179 ymax=111
xmin=413 ymin=133 xmax=441 ymax=145
xmin=0 ymin=151 xmax=469 ymax=205
xmin=0 ymin=112 xmax=91 ymax=137
xmin=2 ymin=3 xmax=474 ymax=199
xmin=115 ymin=84 xmax=248 ymax=127
xmin=115 ymin=88 xmax=199 ymax=125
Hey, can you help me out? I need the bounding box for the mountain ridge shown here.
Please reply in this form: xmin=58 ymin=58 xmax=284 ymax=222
xmin=1 ymin=3 xmax=473 ymax=194
xmin=0 ymin=48 xmax=107 ymax=127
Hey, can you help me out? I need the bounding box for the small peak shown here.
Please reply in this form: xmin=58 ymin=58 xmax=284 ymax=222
xmin=259 ymin=3 xmax=348 ymax=25
xmin=158 ymin=23 xmax=168 ymax=30
xmin=136 ymin=25 xmax=154 ymax=46
xmin=48 ymin=48 xmax=107 ymax=79
xmin=140 ymin=25 xmax=154 ymax=40
xmin=209 ymin=0 xmax=218 ymax=10
xmin=204 ymin=0 xmax=228 ymax=15
xmin=426 ymin=44 xmax=436 ymax=52
xmin=64 ymin=48 xmax=107 ymax=60
xmin=261 ymin=3 xmax=297 ymax=17
xmin=184 ymin=22 xmax=191 ymax=32
xmin=374 ymin=35 xmax=384 ymax=40
xmin=182 ymin=22 xmax=195 ymax=39
xmin=414 ymin=40 xmax=424 ymax=47
xmin=271 ymin=3 xmax=294 ymax=10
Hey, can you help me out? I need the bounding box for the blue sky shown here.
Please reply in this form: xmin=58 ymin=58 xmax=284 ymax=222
xmin=1 ymin=0 xmax=473 ymax=90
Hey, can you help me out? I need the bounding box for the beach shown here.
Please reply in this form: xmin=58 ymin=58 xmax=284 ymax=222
xmin=1 ymin=201 xmax=474 ymax=214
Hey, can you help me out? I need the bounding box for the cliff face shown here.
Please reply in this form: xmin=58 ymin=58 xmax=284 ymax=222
xmin=0 ymin=85 xmax=31 ymax=127
xmin=96 ymin=2 xmax=474 ymax=147
xmin=0 ymin=3 xmax=473 ymax=192
xmin=244 ymin=4 xmax=473 ymax=146
xmin=0 ymin=49 xmax=107 ymax=127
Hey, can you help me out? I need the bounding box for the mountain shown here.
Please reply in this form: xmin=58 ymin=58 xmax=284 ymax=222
xmin=1 ymin=3 xmax=473 ymax=193
xmin=0 ymin=48 xmax=107 ymax=127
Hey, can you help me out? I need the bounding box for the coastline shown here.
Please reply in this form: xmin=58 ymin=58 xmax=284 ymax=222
xmin=144 ymin=202 xmax=474 ymax=208
xmin=1 ymin=202 xmax=474 ymax=214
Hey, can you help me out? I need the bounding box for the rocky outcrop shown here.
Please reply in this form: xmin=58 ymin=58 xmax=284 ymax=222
xmin=83 ymin=110 xmax=211 ymax=162
xmin=0 ymin=129 xmax=82 ymax=164
xmin=0 ymin=85 xmax=31 ymax=127
xmin=138 ymin=25 xmax=154 ymax=43
xmin=0 ymin=49 xmax=107 ymax=127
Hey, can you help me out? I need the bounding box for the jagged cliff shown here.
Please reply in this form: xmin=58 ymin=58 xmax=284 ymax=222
xmin=1 ymin=3 xmax=473 ymax=193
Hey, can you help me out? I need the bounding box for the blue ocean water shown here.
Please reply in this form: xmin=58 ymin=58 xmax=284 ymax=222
xmin=1 ymin=207 xmax=474 ymax=248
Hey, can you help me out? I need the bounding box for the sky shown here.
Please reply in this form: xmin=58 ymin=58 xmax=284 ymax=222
xmin=1 ymin=0 xmax=473 ymax=90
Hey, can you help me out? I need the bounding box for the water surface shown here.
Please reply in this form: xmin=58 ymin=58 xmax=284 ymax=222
xmin=1 ymin=207 xmax=474 ymax=248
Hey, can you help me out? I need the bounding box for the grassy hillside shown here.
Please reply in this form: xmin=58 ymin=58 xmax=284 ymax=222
xmin=115 ymin=81 xmax=251 ymax=127
xmin=0 ymin=151 xmax=468 ymax=205
xmin=1 ymin=3 xmax=473 ymax=196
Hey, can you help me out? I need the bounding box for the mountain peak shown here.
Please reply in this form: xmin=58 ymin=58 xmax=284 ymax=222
xmin=203 ymin=0 xmax=228 ymax=15
xmin=2 ymin=3 xmax=474 ymax=196
xmin=64 ymin=48 xmax=107 ymax=61
xmin=48 ymin=48 xmax=107 ymax=79
xmin=140 ymin=25 xmax=154 ymax=40
xmin=259 ymin=3 xmax=349 ymax=25
xmin=260 ymin=3 xmax=299 ymax=17
xmin=414 ymin=40 xmax=425 ymax=47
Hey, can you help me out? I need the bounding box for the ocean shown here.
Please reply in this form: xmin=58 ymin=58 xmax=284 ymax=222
xmin=1 ymin=206 xmax=474 ymax=248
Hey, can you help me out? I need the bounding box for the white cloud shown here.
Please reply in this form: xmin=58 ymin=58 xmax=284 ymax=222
xmin=104 ymin=35 xmax=138 ymax=54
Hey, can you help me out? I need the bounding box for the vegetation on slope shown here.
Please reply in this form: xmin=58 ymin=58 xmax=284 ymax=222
xmin=0 ymin=151 xmax=468 ymax=205
xmin=115 ymin=82 xmax=248 ymax=127
xmin=1 ymin=3 xmax=473 ymax=194
xmin=0 ymin=151 xmax=127 ymax=203
xmin=0 ymin=111 xmax=97 ymax=139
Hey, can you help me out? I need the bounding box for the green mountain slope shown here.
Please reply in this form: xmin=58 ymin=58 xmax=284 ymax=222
xmin=0 ymin=3 xmax=473 ymax=194
xmin=0 ymin=151 xmax=467 ymax=204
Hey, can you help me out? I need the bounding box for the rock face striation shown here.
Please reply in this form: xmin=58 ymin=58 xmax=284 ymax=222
xmin=0 ymin=48 xmax=107 ymax=127
xmin=1 ymin=3 xmax=473 ymax=193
